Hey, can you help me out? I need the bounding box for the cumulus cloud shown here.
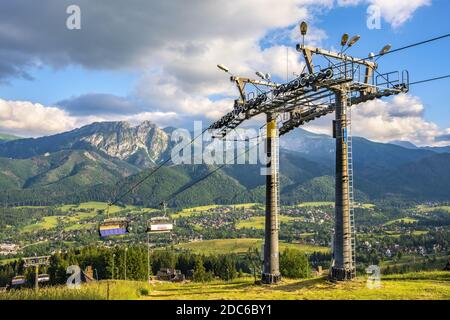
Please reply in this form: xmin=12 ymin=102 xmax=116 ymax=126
xmin=435 ymin=132 xmax=450 ymax=143
xmin=369 ymin=0 xmax=431 ymax=28
xmin=0 ymin=0 xmax=435 ymax=138
xmin=0 ymin=98 xmax=180 ymax=137
xmin=336 ymin=0 xmax=431 ymax=28
xmin=0 ymin=0 xmax=315 ymax=80
xmin=303 ymin=94 xmax=449 ymax=147
xmin=337 ymin=0 xmax=364 ymax=7
xmin=0 ymin=99 xmax=76 ymax=136
xmin=0 ymin=0 xmax=330 ymax=128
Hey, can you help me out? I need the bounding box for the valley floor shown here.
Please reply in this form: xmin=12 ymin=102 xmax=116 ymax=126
xmin=1 ymin=271 xmax=449 ymax=300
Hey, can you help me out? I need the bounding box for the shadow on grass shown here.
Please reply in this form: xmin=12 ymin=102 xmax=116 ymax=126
xmin=155 ymin=281 xmax=252 ymax=292
xmin=149 ymin=288 xmax=246 ymax=298
xmin=270 ymin=276 xmax=332 ymax=292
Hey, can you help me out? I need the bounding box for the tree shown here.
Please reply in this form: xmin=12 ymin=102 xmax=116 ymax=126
xmin=193 ymin=256 xmax=211 ymax=282
xmin=245 ymin=247 xmax=262 ymax=283
xmin=48 ymin=253 xmax=69 ymax=285
xmin=280 ymin=249 xmax=310 ymax=279
xmin=215 ymin=255 xmax=237 ymax=281
xmin=151 ymin=249 xmax=176 ymax=274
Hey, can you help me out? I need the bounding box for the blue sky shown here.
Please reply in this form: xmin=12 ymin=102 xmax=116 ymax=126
xmin=0 ymin=0 xmax=448 ymax=145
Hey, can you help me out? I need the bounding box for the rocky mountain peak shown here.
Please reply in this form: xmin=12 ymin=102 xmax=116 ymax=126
xmin=0 ymin=120 xmax=172 ymax=168
xmin=78 ymin=120 xmax=170 ymax=166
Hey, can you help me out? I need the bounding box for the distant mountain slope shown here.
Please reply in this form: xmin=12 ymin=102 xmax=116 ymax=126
xmin=389 ymin=140 xmax=418 ymax=149
xmin=390 ymin=140 xmax=450 ymax=154
xmin=370 ymin=153 xmax=450 ymax=200
xmin=0 ymin=121 xmax=448 ymax=206
xmin=0 ymin=149 xmax=139 ymax=191
xmin=280 ymin=128 xmax=437 ymax=169
xmin=422 ymin=146 xmax=450 ymax=154
xmin=0 ymin=133 xmax=21 ymax=144
xmin=0 ymin=121 xmax=172 ymax=167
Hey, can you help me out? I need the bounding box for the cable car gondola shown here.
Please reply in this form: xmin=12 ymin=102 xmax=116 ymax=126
xmin=11 ymin=275 xmax=26 ymax=286
xmin=37 ymin=274 xmax=50 ymax=283
xmin=146 ymin=202 xmax=173 ymax=234
xmin=98 ymin=217 xmax=129 ymax=237
xmin=146 ymin=216 xmax=173 ymax=233
xmin=98 ymin=202 xmax=130 ymax=238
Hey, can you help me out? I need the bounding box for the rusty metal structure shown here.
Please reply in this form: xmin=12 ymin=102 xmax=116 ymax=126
xmin=208 ymin=21 xmax=409 ymax=282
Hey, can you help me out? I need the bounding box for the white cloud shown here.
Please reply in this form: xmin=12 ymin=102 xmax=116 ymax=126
xmin=0 ymin=0 xmax=434 ymax=137
xmin=0 ymin=99 xmax=76 ymax=136
xmin=369 ymin=0 xmax=431 ymax=28
xmin=132 ymin=41 xmax=306 ymax=123
xmin=337 ymin=0 xmax=364 ymax=7
xmin=336 ymin=0 xmax=431 ymax=28
xmin=0 ymin=0 xmax=315 ymax=79
xmin=303 ymin=94 xmax=449 ymax=146
xmin=0 ymin=98 xmax=180 ymax=137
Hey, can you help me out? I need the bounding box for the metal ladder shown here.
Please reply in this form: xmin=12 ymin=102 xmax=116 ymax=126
xmin=274 ymin=126 xmax=281 ymax=229
xmin=346 ymin=100 xmax=356 ymax=275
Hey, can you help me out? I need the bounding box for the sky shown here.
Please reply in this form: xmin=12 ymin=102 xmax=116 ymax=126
xmin=0 ymin=0 xmax=448 ymax=146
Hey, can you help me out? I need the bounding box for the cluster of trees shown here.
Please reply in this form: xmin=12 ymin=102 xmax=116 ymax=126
xmin=382 ymin=256 xmax=450 ymax=275
xmin=0 ymin=206 xmax=61 ymax=231
xmin=0 ymin=245 xmax=312 ymax=287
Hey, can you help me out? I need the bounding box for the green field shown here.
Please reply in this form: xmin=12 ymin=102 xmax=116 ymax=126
xmin=236 ymin=215 xmax=303 ymax=229
xmin=384 ymin=217 xmax=418 ymax=226
xmin=58 ymin=201 xmax=129 ymax=214
xmin=356 ymin=203 xmax=376 ymax=209
xmin=1 ymin=271 xmax=448 ymax=300
xmin=63 ymin=222 xmax=96 ymax=231
xmin=297 ymin=201 xmax=334 ymax=207
xmin=171 ymin=203 xmax=262 ymax=219
xmin=19 ymin=202 xmax=136 ymax=233
xmin=292 ymin=202 xmax=373 ymax=209
xmin=22 ymin=216 xmax=63 ymax=232
xmin=175 ymin=238 xmax=329 ymax=254
xmin=417 ymin=205 xmax=450 ymax=213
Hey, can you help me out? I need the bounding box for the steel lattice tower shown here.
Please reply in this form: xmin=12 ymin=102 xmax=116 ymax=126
xmin=209 ymin=22 xmax=408 ymax=283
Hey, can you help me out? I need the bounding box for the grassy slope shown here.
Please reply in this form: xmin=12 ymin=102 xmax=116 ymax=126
xmin=171 ymin=203 xmax=262 ymax=218
xmin=384 ymin=217 xmax=418 ymax=226
xmin=145 ymin=272 xmax=450 ymax=300
xmin=20 ymin=202 xmax=131 ymax=233
xmin=236 ymin=215 xmax=302 ymax=229
xmin=175 ymin=238 xmax=329 ymax=254
xmin=417 ymin=205 xmax=450 ymax=213
xmin=1 ymin=271 xmax=448 ymax=300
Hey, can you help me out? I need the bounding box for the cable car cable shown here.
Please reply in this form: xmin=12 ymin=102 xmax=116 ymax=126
xmin=409 ymin=74 xmax=450 ymax=86
xmin=163 ymin=138 xmax=262 ymax=204
xmin=107 ymin=127 xmax=210 ymax=208
xmin=332 ymin=33 xmax=450 ymax=69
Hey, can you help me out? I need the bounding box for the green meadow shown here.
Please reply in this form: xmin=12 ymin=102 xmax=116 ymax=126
xmin=175 ymin=238 xmax=329 ymax=255
xmin=1 ymin=271 xmax=448 ymax=300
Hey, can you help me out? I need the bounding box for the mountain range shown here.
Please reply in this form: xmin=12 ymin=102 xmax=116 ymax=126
xmin=0 ymin=120 xmax=448 ymax=207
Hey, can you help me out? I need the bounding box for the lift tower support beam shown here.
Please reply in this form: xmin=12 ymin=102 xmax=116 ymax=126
xmin=331 ymin=87 xmax=355 ymax=280
xmin=262 ymin=113 xmax=281 ymax=284
xmin=210 ymin=27 xmax=408 ymax=282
